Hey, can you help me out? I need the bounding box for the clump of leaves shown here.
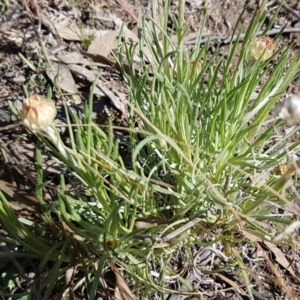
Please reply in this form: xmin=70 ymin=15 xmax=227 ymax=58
xmin=80 ymin=31 xmax=96 ymax=50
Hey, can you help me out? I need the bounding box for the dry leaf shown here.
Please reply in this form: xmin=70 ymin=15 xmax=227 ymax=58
xmin=215 ymin=273 xmax=245 ymax=295
xmin=61 ymin=221 xmax=85 ymax=244
xmin=115 ymin=286 xmax=122 ymax=300
xmin=0 ymin=180 xmax=41 ymax=211
xmin=272 ymin=160 xmax=300 ymax=176
xmin=0 ymin=93 xmax=14 ymax=102
xmin=88 ymin=27 xmax=138 ymax=57
xmin=111 ymin=262 xmax=134 ymax=300
xmin=47 ymin=63 xmax=81 ymax=105
xmin=271 ymin=163 xmax=289 ymax=175
xmin=80 ymin=49 xmax=116 ymax=65
xmin=65 ymin=266 xmax=74 ymax=285
xmin=97 ymin=86 xmax=127 ymax=116
xmin=68 ymin=64 xmax=127 ymax=116
xmin=79 ymin=49 xmax=137 ymax=75
xmin=57 ymin=24 xmax=106 ymax=42
xmin=243 ymin=231 xmax=296 ymax=277
xmin=264 ymin=240 xmax=296 ymax=277
xmin=87 ymin=27 xmax=154 ymax=65
xmin=41 ymin=8 xmax=107 ymax=42
xmin=242 ymin=231 xmax=266 ymax=244
xmin=56 ymin=52 xmax=92 ymax=65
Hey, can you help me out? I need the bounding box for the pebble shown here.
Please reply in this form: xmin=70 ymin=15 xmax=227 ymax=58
xmin=273 ymin=94 xmax=300 ymax=125
xmin=13 ymin=74 xmax=26 ymax=83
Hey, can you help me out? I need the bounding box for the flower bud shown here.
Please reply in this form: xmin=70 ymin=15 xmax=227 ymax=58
xmin=273 ymin=94 xmax=300 ymax=126
xmin=21 ymin=95 xmax=57 ymax=131
xmin=250 ymin=36 xmax=274 ymax=61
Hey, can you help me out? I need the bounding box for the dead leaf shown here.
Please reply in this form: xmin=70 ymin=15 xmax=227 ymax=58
xmin=271 ymin=160 xmax=300 ymax=176
xmin=243 ymin=231 xmax=296 ymax=277
xmin=263 ymin=240 xmax=296 ymax=277
xmin=0 ymin=180 xmax=43 ymax=212
xmin=111 ymin=262 xmax=134 ymax=300
xmin=242 ymin=231 xmax=260 ymax=243
xmin=61 ymin=221 xmax=85 ymax=244
xmin=47 ymin=63 xmax=81 ymax=105
xmin=56 ymin=52 xmax=92 ymax=65
xmin=40 ymin=7 xmax=107 ymax=42
xmin=97 ymin=85 xmax=127 ymax=117
xmin=80 ymin=49 xmax=119 ymax=67
xmin=79 ymin=49 xmax=136 ymax=76
xmin=65 ymin=266 xmax=74 ymax=285
xmin=85 ymin=25 xmax=154 ymax=68
xmin=271 ymin=163 xmax=289 ymax=175
xmin=57 ymin=24 xmax=105 ymax=42
xmin=88 ymin=27 xmax=139 ymax=57
xmin=39 ymin=10 xmax=63 ymax=45
xmin=255 ymin=241 xmax=297 ymax=299
xmin=215 ymin=273 xmax=245 ymax=295
xmin=68 ymin=64 xmax=127 ymax=116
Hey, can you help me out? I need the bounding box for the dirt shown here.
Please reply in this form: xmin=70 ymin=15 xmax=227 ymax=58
xmin=1 ymin=0 xmax=300 ymax=299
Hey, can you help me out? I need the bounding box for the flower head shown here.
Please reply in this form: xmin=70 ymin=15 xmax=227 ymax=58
xmin=250 ymin=36 xmax=274 ymax=61
xmin=21 ymin=95 xmax=57 ymax=131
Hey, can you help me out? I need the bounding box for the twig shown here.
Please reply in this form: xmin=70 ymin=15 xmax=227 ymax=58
xmin=0 ymin=123 xmax=20 ymax=131
xmin=185 ymin=27 xmax=300 ymax=45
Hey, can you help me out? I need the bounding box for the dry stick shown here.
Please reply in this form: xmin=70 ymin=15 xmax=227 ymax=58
xmin=185 ymin=27 xmax=300 ymax=45
xmin=0 ymin=123 xmax=20 ymax=132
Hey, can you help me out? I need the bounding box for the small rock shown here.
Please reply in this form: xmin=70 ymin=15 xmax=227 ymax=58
xmin=274 ymin=94 xmax=300 ymax=125
xmin=13 ymin=75 xmax=26 ymax=83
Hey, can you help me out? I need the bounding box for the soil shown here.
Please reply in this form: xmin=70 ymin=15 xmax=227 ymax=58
xmin=1 ymin=0 xmax=300 ymax=299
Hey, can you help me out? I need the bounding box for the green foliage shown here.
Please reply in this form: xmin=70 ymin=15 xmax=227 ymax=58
xmin=0 ymin=0 xmax=10 ymax=14
xmin=79 ymin=31 xmax=96 ymax=50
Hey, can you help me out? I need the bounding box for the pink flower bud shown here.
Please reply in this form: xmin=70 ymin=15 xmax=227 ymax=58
xmin=250 ymin=36 xmax=274 ymax=61
xmin=21 ymin=95 xmax=57 ymax=130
